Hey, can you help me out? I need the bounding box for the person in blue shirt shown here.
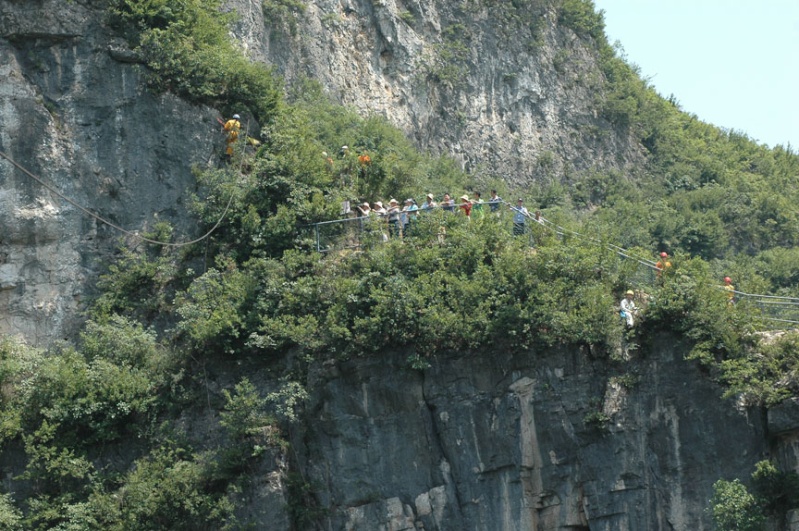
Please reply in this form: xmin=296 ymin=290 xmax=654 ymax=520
xmin=421 ymin=193 xmax=437 ymax=211
xmin=401 ymin=198 xmax=418 ymax=236
xmin=510 ymin=198 xmax=528 ymax=235
xmin=488 ymin=189 xmax=502 ymax=213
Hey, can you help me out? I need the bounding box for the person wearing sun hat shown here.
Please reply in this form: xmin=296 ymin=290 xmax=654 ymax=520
xmin=356 ymin=202 xmax=371 ymax=216
xmin=620 ymin=289 xmax=638 ymax=328
xmin=386 ymin=199 xmax=401 ymax=238
xmin=458 ymin=194 xmax=472 ymax=217
xmin=421 ymin=193 xmax=437 ymax=212
xmin=401 ymin=198 xmax=418 ymax=236
xmin=372 ymin=201 xmax=386 ymax=216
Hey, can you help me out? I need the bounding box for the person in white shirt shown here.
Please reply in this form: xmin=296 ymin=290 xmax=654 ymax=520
xmin=620 ymin=290 xmax=638 ymax=328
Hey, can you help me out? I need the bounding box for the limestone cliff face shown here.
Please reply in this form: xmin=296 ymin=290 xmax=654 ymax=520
xmin=0 ymin=3 xmax=787 ymax=530
xmin=293 ymin=334 xmax=766 ymax=530
xmin=0 ymin=0 xmax=218 ymax=343
xmin=230 ymin=0 xmax=644 ymax=185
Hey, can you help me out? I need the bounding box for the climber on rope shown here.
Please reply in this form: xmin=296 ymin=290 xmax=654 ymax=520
xmin=655 ymin=251 xmax=672 ymax=280
xmin=222 ymin=114 xmax=241 ymax=160
xmin=723 ymin=276 xmax=736 ymax=304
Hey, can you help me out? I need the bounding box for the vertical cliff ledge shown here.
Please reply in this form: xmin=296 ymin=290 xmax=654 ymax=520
xmin=231 ymin=0 xmax=645 ymax=185
xmin=292 ymin=333 xmax=766 ymax=529
xmin=0 ymin=1 xmax=218 ymax=343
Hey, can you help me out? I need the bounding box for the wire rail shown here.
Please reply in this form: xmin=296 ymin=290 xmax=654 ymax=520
xmin=3 ymin=144 xmax=798 ymax=330
xmin=303 ymin=203 xmax=799 ymax=329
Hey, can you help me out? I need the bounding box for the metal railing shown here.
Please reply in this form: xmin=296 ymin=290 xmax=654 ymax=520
xmin=301 ymin=204 xmax=799 ymax=329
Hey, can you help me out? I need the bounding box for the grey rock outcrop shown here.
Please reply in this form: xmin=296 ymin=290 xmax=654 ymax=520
xmin=297 ymin=334 xmax=766 ymax=530
xmin=0 ymin=0 xmax=218 ymax=344
xmin=230 ymin=0 xmax=645 ymax=186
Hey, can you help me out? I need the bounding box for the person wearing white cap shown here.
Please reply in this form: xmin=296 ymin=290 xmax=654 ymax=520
xmin=421 ymin=193 xmax=437 ymax=211
xmin=620 ymin=290 xmax=638 ymax=328
xmin=386 ymin=199 xmax=401 ymax=237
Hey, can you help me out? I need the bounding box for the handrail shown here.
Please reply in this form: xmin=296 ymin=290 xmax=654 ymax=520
xmin=301 ymin=201 xmax=799 ymax=327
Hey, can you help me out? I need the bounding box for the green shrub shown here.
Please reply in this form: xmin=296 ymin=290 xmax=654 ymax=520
xmin=0 ymin=493 xmax=23 ymax=530
xmin=22 ymin=349 xmax=158 ymax=446
xmin=718 ymin=331 xmax=799 ymax=406
xmin=751 ymin=459 xmax=799 ymax=518
xmin=90 ymin=243 xmax=179 ymax=322
xmin=108 ymin=0 xmax=282 ymax=123
xmin=108 ymin=447 xmax=234 ymax=530
xmin=80 ymin=315 xmax=164 ymax=369
xmin=263 ymin=0 xmax=306 ymax=34
xmin=709 ymin=479 xmax=765 ymax=531
xmin=557 ymin=0 xmax=605 ymax=40
xmin=175 ymin=257 xmax=255 ymax=349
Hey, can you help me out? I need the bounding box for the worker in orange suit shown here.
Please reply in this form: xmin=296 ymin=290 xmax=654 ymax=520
xmin=223 ymin=114 xmax=241 ymax=157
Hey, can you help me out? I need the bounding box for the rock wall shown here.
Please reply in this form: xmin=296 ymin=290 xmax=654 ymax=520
xmin=297 ymin=334 xmax=767 ymax=530
xmin=0 ymin=0 xmax=218 ymax=344
xmin=230 ymin=0 xmax=645 ymax=186
xmin=0 ymin=4 xmax=791 ymax=530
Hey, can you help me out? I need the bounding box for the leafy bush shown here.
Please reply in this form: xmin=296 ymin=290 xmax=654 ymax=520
xmin=108 ymin=0 xmax=282 ymax=123
xmin=751 ymin=459 xmax=799 ymax=518
xmin=100 ymin=447 xmax=233 ymax=530
xmin=557 ymin=0 xmax=605 ymax=40
xmin=80 ymin=315 xmax=167 ymax=370
xmin=0 ymin=494 xmax=22 ymax=531
xmin=718 ymin=331 xmax=799 ymax=406
xmin=175 ymin=257 xmax=255 ymax=349
xmin=90 ymin=241 xmax=179 ymax=322
xmin=709 ymin=479 xmax=765 ymax=531
xmin=22 ymin=349 xmax=158 ymax=446
xmin=263 ymin=0 xmax=306 ymax=34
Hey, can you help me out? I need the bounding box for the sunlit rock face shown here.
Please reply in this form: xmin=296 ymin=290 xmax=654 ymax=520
xmin=0 ymin=1 xmax=217 ymax=344
xmin=230 ymin=0 xmax=645 ymax=187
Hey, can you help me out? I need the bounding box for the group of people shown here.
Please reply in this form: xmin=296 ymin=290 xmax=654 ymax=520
xmin=349 ymin=191 xmax=540 ymax=239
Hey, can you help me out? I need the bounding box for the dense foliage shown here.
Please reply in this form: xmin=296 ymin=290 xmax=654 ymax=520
xmin=710 ymin=460 xmax=799 ymax=530
xmin=0 ymin=0 xmax=798 ymax=527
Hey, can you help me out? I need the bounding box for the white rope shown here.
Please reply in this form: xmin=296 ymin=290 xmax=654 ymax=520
xmin=0 ymin=148 xmax=234 ymax=248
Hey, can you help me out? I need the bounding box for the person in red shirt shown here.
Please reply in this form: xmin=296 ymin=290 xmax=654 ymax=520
xmin=458 ymin=195 xmax=472 ymax=217
xmin=655 ymin=252 xmax=672 ymax=278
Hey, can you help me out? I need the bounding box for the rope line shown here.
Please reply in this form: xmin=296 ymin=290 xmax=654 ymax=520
xmin=0 ymin=148 xmax=233 ymax=248
xmin=308 ymin=200 xmax=799 ymax=309
xmin=7 ymin=145 xmax=799 ymax=314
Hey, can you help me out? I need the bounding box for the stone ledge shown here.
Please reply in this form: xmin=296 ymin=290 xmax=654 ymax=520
xmin=769 ymin=398 xmax=799 ymax=436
